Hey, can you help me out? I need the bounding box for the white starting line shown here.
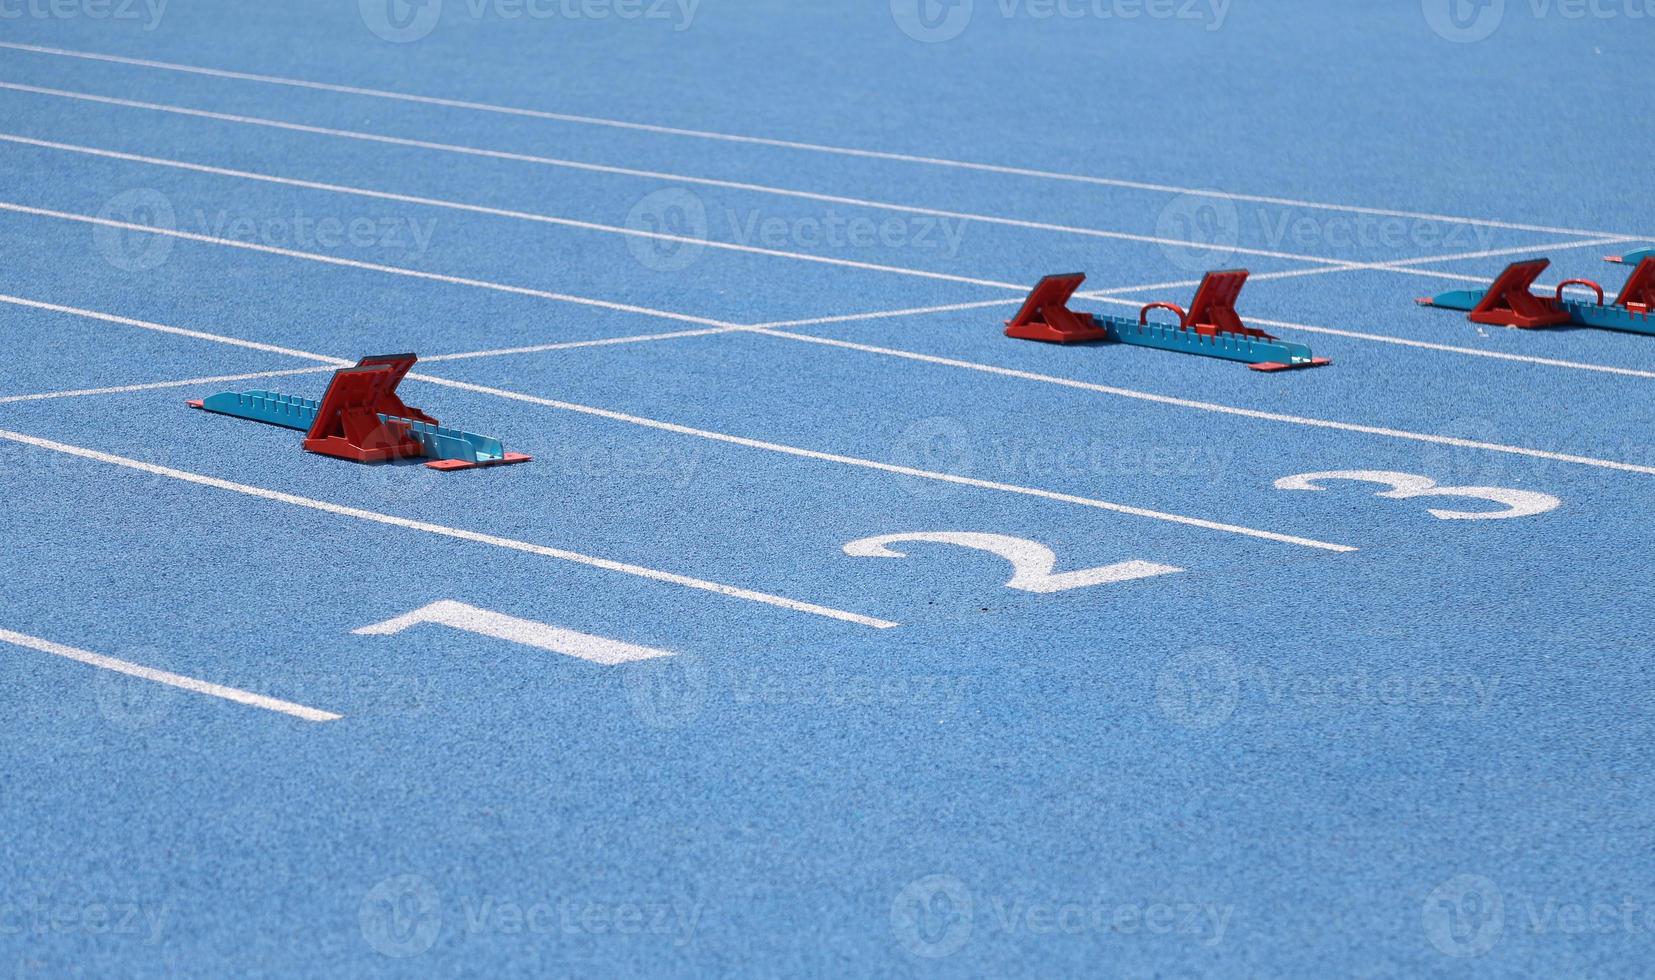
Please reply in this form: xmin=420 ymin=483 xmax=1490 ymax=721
xmin=0 ymin=627 xmax=341 ymax=722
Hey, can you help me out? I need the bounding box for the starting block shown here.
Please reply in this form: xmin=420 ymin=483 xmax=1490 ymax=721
xmin=1607 ymin=247 xmax=1655 ymax=266
xmin=1417 ymin=257 xmax=1655 ymax=335
xmin=1005 ymin=270 xmax=1332 ymax=372
xmin=188 ymin=353 xmax=532 ymax=471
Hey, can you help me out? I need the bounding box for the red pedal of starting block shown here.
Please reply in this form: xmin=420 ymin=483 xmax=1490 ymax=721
xmin=1005 ymin=273 xmax=1110 ymax=343
xmin=1614 ymin=257 xmax=1655 ymax=312
xmin=1467 ymin=259 xmax=1572 ymax=329
xmin=1183 ymin=270 xmax=1278 ymax=341
xmin=303 ymin=354 xmax=429 ymax=463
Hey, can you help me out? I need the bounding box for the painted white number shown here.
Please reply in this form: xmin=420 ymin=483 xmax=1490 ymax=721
xmin=355 ymin=600 xmax=674 ymax=665
xmin=843 ymin=532 xmax=1183 ymax=594
xmin=1274 ymin=470 xmax=1560 ymax=521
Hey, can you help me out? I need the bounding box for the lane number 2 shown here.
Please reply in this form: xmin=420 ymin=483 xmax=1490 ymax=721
xmin=844 ymin=532 xmax=1183 ymax=593
xmin=1274 ymin=470 xmax=1560 ymax=521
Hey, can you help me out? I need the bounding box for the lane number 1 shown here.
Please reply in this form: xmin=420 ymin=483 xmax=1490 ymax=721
xmin=355 ymin=600 xmax=674 ymax=665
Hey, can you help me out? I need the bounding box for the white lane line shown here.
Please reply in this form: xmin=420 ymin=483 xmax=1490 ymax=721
xmin=0 ymin=428 xmax=899 ymax=630
xmin=0 ymin=82 xmax=1382 ymax=269
xmin=0 ymin=41 xmax=1637 ymax=241
xmin=746 ymin=327 xmax=1655 ymax=478
xmin=0 ymin=327 xmax=738 ymax=403
xmin=401 ymin=371 xmax=1357 ymax=553
xmin=354 ymin=600 xmax=674 ymax=666
xmin=0 ymin=626 xmax=341 ymax=722
xmin=0 ymin=365 xmax=337 ymax=404
xmin=0 ymin=132 xmax=1028 ymax=293
xmin=0 ymin=200 xmax=741 ymax=330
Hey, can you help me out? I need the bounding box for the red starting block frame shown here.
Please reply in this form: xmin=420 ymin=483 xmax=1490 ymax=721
xmin=1004 ymin=273 xmax=1109 ymax=343
xmin=1614 ymin=258 xmax=1655 ymax=313
xmin=1460 ymin=258 xmax=1573 ymax=328
xmin=1179 ymin=270 xmax=1279 ymax=341
xmin=303 ymin=359 xmax=427 ymax=463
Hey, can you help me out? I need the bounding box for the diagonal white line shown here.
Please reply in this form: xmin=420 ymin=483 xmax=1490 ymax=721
xmin=0 ymin=41 xmax=1639 ymax=241
xmin=746 ymin=327 xmax=1655 ymax=477
xmin=0 ymin=626 xmax=342 ymax=722
xmin=417 ymin=325 xmax=745 ymax=361
xmin=0 ymin=199 xmax=740 ymax=328
xmin=0 ymin=295 xmax=745 ymax=404
xmin=0 ymin=428 xmax=899 ymax=630
xmin=755 ymin=236 xmax=1637 ymax=333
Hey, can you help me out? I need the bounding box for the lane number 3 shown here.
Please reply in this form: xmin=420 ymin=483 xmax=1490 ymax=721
xmin=844 ymin=532 xmax=1183 ymax=593
xmin=1274 ymin=470 xmax=1560 ymax=520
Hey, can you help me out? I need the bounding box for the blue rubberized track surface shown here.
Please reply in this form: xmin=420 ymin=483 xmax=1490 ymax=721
xmin=2 ymin=3 xmax=1653 ymax=975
